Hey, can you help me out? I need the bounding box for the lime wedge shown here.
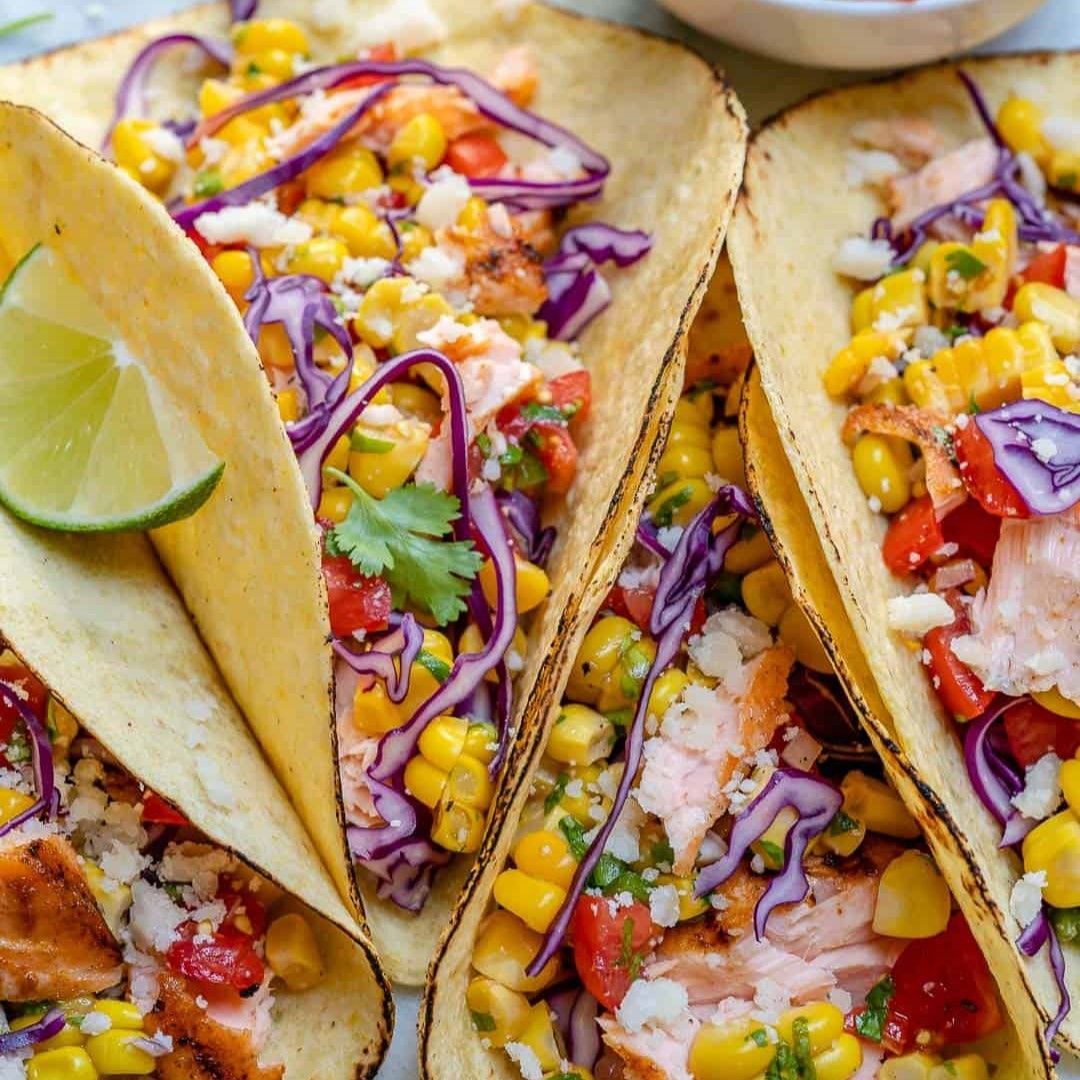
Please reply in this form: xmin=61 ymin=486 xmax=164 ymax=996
xmin=0 ymin=245 xmax=224 ymax=532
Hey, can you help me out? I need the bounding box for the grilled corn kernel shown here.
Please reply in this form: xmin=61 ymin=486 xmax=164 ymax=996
xmin=390 ymin=381 xmax=442 ymax=425
xmin=1023 ymin=809 xmax=1080 ymax=907
xmin=479 ymin=555 xmax=550 ymax=614
xmin=113 ymin=119 xmax=177 ymax=193
xmin=554 ymin=763 xmax=607 ymax=825
xmin=494 ymin=869 xmax=567 ymax=933
xmin=284 ymin=236 xmax=349 ymax=284
xmin=710 ymin=425 xmax=747 ymax=487
xmin=648 ymin=477 xmax=714 ymax=529
xmin=517 ymin=1003 xmax=562 ymax=1071
xmin=399 ymin=222 xmax=435 ymax=263
xmin=419 ymin=715 xmax=469 ymax=772
xmin=82 ymin=861 xmax=133 ymax=936
xmin=969 ymin=198 xmax=1018 ymax=308
xmin=1049 ymin=149 xmax=1080 ymax=194
xmin=776 ymin=1003 xmax=843 ymax=1054
xmin=0 ymin=787 xmax=35 ymax=826
xmin=404 ymin=755 xmax=449 ymax=809
xmin=811 ymin=1033 xmax=862 ymax=1080
xmin=446 ymin=754 xmax=494 ymax=810
xmin=928 ymin=242 xmax=986 ymax=312
xmin=211 ymin=249 xmax=256 ymax=301
xmin=466 ymin=977 xmax=530 ymax=1047
xmin=688 ymin=1018 xmax=775 ymax=1080
xmin=472 ymin=909 xmax=561 ymax=992
xmin=997 ymin=97 xmax=1048 ymax=162
xmin=1014 ymin=283 xmax=1080 ymax=354
xmin=397 ymin=629 xmax=453 ymax=721
xmin=457 ymin=196 xmax=489 ymax=232
xmin=1034 ymin=687 xmax=1080 ymax=719
xmin=819 ymin=810 xmax=867 ymax=858
xmin=880 ymin=1053 xmax=943 ymax=1080
xmin=388 ymin=113 xmax=447 ymax=171
xmin=85 ymin=1002 xmax=140 ymax=1031
xmin=648 ymin=668 xmax=690 ymax=720
xmin=85 ymin=1030 xmax=155 ymax=1075
xmin=352 ymin=682 xmax=403 ymax=736
xmin=1022 ymin=360 xmax=1080 ymax=413
xmin=393 ymin=292 xmax=456 ymax=355
xmin=852 ymin=433 xmax=913 ymax=514
xmin=352 ymin=278 xmax=412 ymax=348
xmin=752 ymin=806 xmax=796 ymax=869
xmin=742 ymin=560 xmax=792 ymax=627
xmin=657 ymin=874 xmax=709 ymax=921
xmin=265 ymin=912 xmax=324 ymax=990
xmin=305 ymin=144 xmax=383 ymax=199
xmin=10 ymin=1013 xmax=84 ymax=1052
xmin=725 ymin=529 xmax=775 ymax=575
xmin=431 ymin=795 xmax=485 ymax=852
xmin=657 ymin=442 xmax=714 ymax=486
xmin=930 ymin=1056 xmax=988 ymax=1080
xmin=466 ymin=723 xmax=498 ymax=765
xmin=851 ymin=287 xmax=874 ymax=333
xmin=911 ymin=240 xmax=939 ymax=277
xmin=841 ymin=771 xmax=920 ymax=839
xmin=27 ymin=1048 xmax=98 ymax=1080
xmin=596 ymin=637 xmax=656 ymax=712
xmin=325 ymin=433 xmax=351 ymax=475
xmin=333 ymin=204 xmax=398 ymax=259
xmin=567 ymin=616 xmax=638 ymax=703
xmin=233 ymin=17 xmax=308 ymax=55
xmin=316 ymin=486 xmax=353 ymax=524
xmin=903 ymin=359 xmax=953 ymax=413
xmin=548 ymin=704 xmax=615 ymax=766
xmin=347 ymin=420 xmax=430 ymax=498
xmin=513 ymin=829 xmax=577 ymax=889
xmin=873 ymin=850 xmax=951 ymax=938
xmin=870 ymin=269 xmax=928 ymax=331
xmin=824 ymin=331 xmax=905 ymax=398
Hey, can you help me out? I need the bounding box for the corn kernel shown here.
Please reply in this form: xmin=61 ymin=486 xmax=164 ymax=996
xmin=347 ymin=420 xmax=430 ymax=498
xmin=0 ymin=787 xmax=35 ymax=826
xmin=725 ymin=529 xmax=775 ymax=575
xmin=388 ymin=168 xmax=425 ymax=206
xmin=548 ymin=703 xmax=615 ymax=766
xmin=276 ymin=388 xmax=301 ymax=424
xmin=851 ymin=287 xmax=874 ymax=333
xmin=656 ymin=442 xmax=714 ymax=486
xmin=873 ymin=850 xmax=951 ymax=938
xmin=1048 ymin=149 xmax=1080 ymax=194
xmin=997 ymin=97 xmax=1048 ymax=163
xmin=930 ymin=1055 xmax=988 ymax=1080
xmin=812 ymin=1033 xmax=862 ymax=1080
xmin=431 ymin=795 xmax=485 ymax=852
xmin=404 ymin=755 xmax=448 ymax=809
xmin=398 ymin=222 xmax=434 ymax=263
xmin=824 ymin=331 xmax=905 ymax=398
xmin=85 ymin=1030 xmax=154 ymax=1075
xmin=333 ymin=204 xmax=398 ymax=260
xmin=647 ymin=668 xmax=689 ymax=720
xmin=390 ymin=381 xmax=442 ymax=425
xmin=27 ymin=1048 xmax=98 ymax=1080
xmin=465 ymin=723 xmax=498 ymax=765
xmin=494 ymin=869 xmax=567 ymax=933
xmin=752 ymin=806 xmax=796 ymax=869
xmin=1023 ymin=809 xmax=1080 ymax=907
xmin=840 ymin=772 xmax=920 ymax=839
xmin=445 ymin=754 xmax=493 ymax=810
xmin=480 ymin=555 xmax=550 ymax=614
xmin=457 ymin=196 xmax=489 ymax=232
xmin=388 ymin=113 xmax=447 ymax=171
xmin=710 ymin=425 xmax=747 ymax=488
xmin=880 ymin=1053 xmax=942 ymax=1080
xmin=472 ymin=910 xmax=560 ymax=993
xmin=10 ymin=1013 xmax=84 ymax=1053
xmin=910 ymin=240 xmax=939 ymax=276
xmin=866 ymin=377 xmax=908 ymax=407
xmin=466 ymin=977 xmax=530 ymax=1047
xmin=1034 ymin=687 xmax=1080 ymax=719
xmin=85 ymin=1002 xmax=141 ymax=1030
xmin=1022 ymin=360 xmax=1080 ymax=414
xmin=852 ymin=432 xmax=913 ymax=514
xmin=418 ymin=715 xmax=468 ymax=772
xmin=112 ymin=119 xmax=177 ymax=194
xmin=352 ymin=278 xmax=415 ymax=349
xmin=688 ymin=1018 xmax=775 ymax=1080
xmin=657 ymin=873 xmax=709 ymax=921
xmin=513 ymin=830 xmax=577 ymax=890
xmin=306 ymin=144 xmax=383 ymax=200
xmin=1014 ymin=283 xmax=1080 ymax=354
xmin=284 ymin=236 xmax=349 ymax=284
xmin=233 ymin=17 xmax=309 ymax=55
xmin=393 ymin=292 xmax=456 ymax=355
xmin=567 ymin=616 xmax=637 ymax=704
xmin=742 ymin=560 xmax=791 ymax=626
xmin=776 ymin=1003 xmax=843 ymax=1054
xmin=819 ymin=810 xmax=867 ymax=858
xmin=316 ymin=486 xmax=353 ymax=524
xmin=210 ymin=249 xmax=256 ymax=301
xmin=516 ymin=1003 xmax=562 ymax=1072
xmin=648 ymin=478 xmax=714 ymax=530
xmin=258 ymin=322 xmax=296 ymax=369
xmin=82 ymin=862 xmax=132 ymax=936
xmin=870 ymin=269 xmax=928 ymax=331
xmin=243 ymin=47 xmax=295 ymax=79
xmin=266 ymin=912 xmax=324 ymax=990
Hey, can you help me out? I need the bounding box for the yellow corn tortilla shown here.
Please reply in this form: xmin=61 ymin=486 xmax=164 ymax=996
xmin=0 ymin=1 xmax=747 ymax=982
xmin=728 ymin=53 xmax=1079 ymax=1056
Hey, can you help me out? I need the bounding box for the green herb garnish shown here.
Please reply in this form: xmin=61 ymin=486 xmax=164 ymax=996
xmin=749 ymin=1028 xmax=769 ymax=1048
xmin=470 ymin=1011 xmax=496 ymax=1033
xmin=558 ymin=816 xmax=588 ymax=861
xmin=651 ymin=484 xmax=693 ymax=528
xmin=193 ymin=170 xmax=224 ymax=198
xmin=521 ymin=402 xmax=568 ymax=424
xmin=828 ymin=810 xmax=858 ymax=836
xmin=544 ymin=773 xmax=569 ymax=815
xmin=351 ymin=430 xmax=396 ymax=454
xmin=944 ymin=248 xmax=989 ymax=281
xmin=855 ymin=975 xmax=895 ymax=1043
xmin=415 ymin=650 xmax=451 ymax=684
xmin=758 ymin=839 xmax=785 ymax=869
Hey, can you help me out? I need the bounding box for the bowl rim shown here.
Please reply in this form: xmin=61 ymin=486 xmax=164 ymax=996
xmin=727 ymin=0 xmax=1014 ymax=14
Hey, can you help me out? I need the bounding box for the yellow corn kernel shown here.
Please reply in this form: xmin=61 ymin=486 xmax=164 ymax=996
xmin=265 ymin=912 xmax=324 ymax=991
xmin=969 ymin=198 xmax=1018 ymax=309
xmin=1015 ymin=282 xmax=1080 ymax=354
xmin=324 ymin=433 xmax=351 ymax=475
xmin=1048 ymin=149 xmax=1080 ymax=194
xmin=390 ymin=381 xmax=442 ymax=426
xmin=445 ymin=754 xmax=493 ymax=811
xmin=480 ymin=555 xmax=550 ymax=614
xmin=352 ymin=681 xmax=403 ymax=736
xmin=997 ymin=97 xmax=1048 ymax=163
xmin=306 ymin=144 xmax=384 ymax=200
xmin=725 ymin=528 xmax=774 ymax=575
xmin=903 ymin=359 xmax=953 ymax=413
xmin=352 ymin=278 xmax=412 ymax=348
xmin=930 ymin=1055 xmax=989 ymax=1080
xmin=819 ymin=809 xmax=867 ymax=858
xmin=333 ymin=204 xmax=398 ymax=260
xmin=824 ymin=331 xmax=905 ymax=398
xmin=347 ymin=420 xmax=430 ymax=499
xmin=465 ymin=723 xmax=498 ymax=765
xmin=241 ymin=47 xmax=295 ymax=79
xmin=657 ymin=442 xmax=714 ymax=486
xmin=431 ymin=795 xmax=485 ymax=852
xmin=284 ymin=236 xmax=349 ymax=285
xmin=567 ymin=616 xmax=638 ymax=703
xmin=742 ymin=561 xmax=792 ymax=627
xmin=657 ymin=874 xmax=710 ymax=921
xmin=316 ymin=486 xmax=353 ymax=524
xmin=668 ymin=418 xmax=712 ymax=454
xmin=516 ymin=1003 xmax=562 ymax=1072
xmin=928 ymin=242 xmax=986 ymax=313
xmin=210 ymin=249 xmax=256 ymax=301
xmin=27 ymin=1048 xmax=98 ymax=1080
xmin=1024 ymin=809 xmax=1080 ymax=907
xmin=873 ymin=850 xmax=951 ymax=938
xmin=688 ymin=1018 xmax=775 ymax=1080
xmin=596 ymin=636 xmax=656 ymax=713
xmin=388 ymin=167 xmax=425 ymax=206
xmin=276 ymin=388 xmax=301 ymax=424
xmin=1022 ymin=360 xmax=1080 ymax=413
xmin=513 ymin=829 xmax=577 ymax=889
xmin=1034 ymin=687 xmax=1080 ymax=719
xmin=880 ymin=1053 xmax=943 ymax=1080
xmin=548 ymin=703 xmax=615 ymax=766
xmin=812 ymin=1033 xmax=862 ymax=1080
xmin=554 ymin=763 xmax=607 ymax=826
xmin=498 ymin=314 xmax=547 ymax=344
xmin=494 ymin=868 xmax=567 ymax=934
xmin=399 ymin=222 xmax=435 ymax=263
xmin=648 ymin=668 xmax=690 ymax=720
xmin=295 ymin=197 xmax=340 ymax=233
xmin=233 ymin=17 xmax=309 ymax=55
xmin=1061 ymin=759 xmax=1080 ymax=815
xmin=404 ymin=755 xmax=448 ymax=810
xmin=870 ymin=269 xmax=928 ymax=331
xmin=10 ymin=1013 xmax=84 ymax=1052
xmin=418 ymin=715 xmax=469 ymax=772
xmin=112 ymin=119 xmax=177 ymax=194
xmin=198 ymin=76 xmax=242 ymax=117
xmin=648 ymin=478 xmax=714 ymax=530
xmin=710 ymin=425 xmax=747 ymax=488
xmin=82 ymin=862 xmax=133 ymax=937
xmin=866 ymin=377 xmax=908 ymax=407
xmin=466 ymin=977 xmax=531 ymax=1047
xmin=459 ymin=622 xmax=527 ymax=685
xmin=852 ymin=432 xmax=913 ymax=514
xmin=255 ymin=320 xmax=293 ymax=368
xmin=393 ymin=292 xmax=457 ymax=355
xmin=85 ymin=1002 xmax=141 ymax=1031
xmin=395 ymin=629 xmax=453 ymax=722
xmin=0 ymin=787 xmax=35 ymax=826
xmin=776 ymin=1003 xmax=843 ymax=1055
xmin=752 ymin=806 xmax=796 ymax=869
xmin=457 ymin=196 xmax=489 ymax=232
xmin=85 ymin=1030 xmax=155 ymax=1075
xmin=547 ymin=1069 xmax=593 ymax=1080
xmin=388 ymin=113 xmax=448 ymax=171
xmin=472 ymin=909 xmax=561 ymax=992
xmin=851 ymin=287 xmax=874 ymax=333
xmin=910 ymin=240 xmax=939 ymax=277
xmin=841 ymin=771 xmax=920 ymax=839
xmin=975 ymin=326 xmax=1029 ymax=408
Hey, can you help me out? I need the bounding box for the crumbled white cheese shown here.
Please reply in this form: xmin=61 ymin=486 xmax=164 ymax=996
xmin=827 ymin=988 xmax=853 ymax=1014
xmin=691 ymin=609 xmax=772 ymax=675
xmin=832 ymin=236 xmax=894 ymax=281
xmin=415 ymin=170 xmax=472 ymax=230
xmin=615 ymin=978 xmax=689 ymax=1034
xmin=78 ymin=1012 xmax=113 ymax=1037
xmin=886 ymin=593 xmax=955 ymax=636
xmin=128 ymin=880 xmax=188 ymax=953
xmin=194 ymin=204 xmax=312 ymax=248
xmin=914 ymin=324 xmax=950 ymax=358
xmin=142 ymin=126 xmax=185 ymax=163
xmin=406 ymin=244 xmax=464 ymax=292
xmin=648 ymin=884 xmax=681 ymax=928
xmin=1011 ymin=870 xmax=1048 ymax=929
xmin=753 ymin=977 xmax=792 ymax=1024
xmin=353 ymin=0 xmax=448 ymax=53
xmin=1031 ymin=436 xmax=1058 ymax=463
xmin=336 ymin=256 xmax=391 ymax=292
xmin=504 ymin=1042 xmax=543 ymax=1080
xmin=1011 ymin=753 xmax=1063 ymax=821
xmin=605 ymin=796 xmax=645 ymax=863
xmin=845 ymin=148 xmax=902 ymax=187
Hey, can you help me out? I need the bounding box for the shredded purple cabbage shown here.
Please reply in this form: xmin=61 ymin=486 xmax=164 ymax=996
xmin=333 ymin=615 xmax=423 ymax=705
xmin=974 ymin=399 xmax=1080 ymax=516
xmin=1016 ymin=907 xmax=1070 ymax=1060
xmin=694 ymin=769 xmax=843 ymax=937
xmin=496 ymin=489 xmax=555 ymax=567
xmin=230 ymin=0 xmax=257 ymax=19
xmin=0 ymin=1009 xmax=65 ymax=1055
xmin=528 ymin=486 xmax=753 ymax=974
xmin=544 ymin=986 xmax=601 ymax=1069
xmin=635 ymin=519 xmax=671 ymax=558
xmin=0 ymin=682 xmax=54 ymax=839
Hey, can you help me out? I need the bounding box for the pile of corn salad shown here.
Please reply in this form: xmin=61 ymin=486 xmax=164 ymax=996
xmin=109 ymin=6 xmax=650 ymax=911
xmin=0 ymin=652 xmax=324 ymax=1080
xmin=467 ymin=383 xmax=1003 ymax=1080
xmin=826 ymin=73 xmax=1080 ymax=1045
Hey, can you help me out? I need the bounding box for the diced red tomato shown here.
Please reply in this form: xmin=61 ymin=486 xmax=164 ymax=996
xmin=337 ymin=43 xmax=398 ymax=88
xmin=321 ymin=554 xmax=392 ymax=638
xmin=166 ymin=924 xmax=265 ymax=993
xmin=1020 ymin=244 xmax=1067 ymax=289
xmin=546 ymin=370 xmax=592 ymax=423
xmin=885 ymin=914 xmax=1004 ymax=1052
xmin=953 ymin=421 xmax=1029 ymax=519
xmin=217 ymin=884 xmax=268 ymax=940
xmin=0 ymin=660 xmax=47 ymax=750
xmin=570 ymin=895 xmax=658 ymax=1010
xmin=881 ymin=495 xmax=945 ymax=576
xmin=1004 ymin=699 xmax=1080 ymax=768
xmin=922 ymin=591 xmax=996 ymax=722
xmin=940 ymin=497 xmax=1001 ymax=568
xmin=141 ymin=792 xmax=190 ymax=828
xmin=276 ymin=180 xmax=306 ymax=217
xmin=444 ymin=133 xmax=509 ymax=178
xmin=529 ymin=423 xmax=578 ymax=495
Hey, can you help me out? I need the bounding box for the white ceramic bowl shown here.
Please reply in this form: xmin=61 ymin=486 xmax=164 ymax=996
xmin=656 ymin=0 xmax=1049 ymax=70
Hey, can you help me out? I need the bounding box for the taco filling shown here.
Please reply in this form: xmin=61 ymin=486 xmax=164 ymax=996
xmin=464 ymin=377 xmax=1006 ymax=1080
xmin=824 ymin=72 xmax=1080 ymax=1044
xmin=0 ymin=652 xmax=325 ymax=1079
xmin=104 ymin=7 xmax=651 ymax=912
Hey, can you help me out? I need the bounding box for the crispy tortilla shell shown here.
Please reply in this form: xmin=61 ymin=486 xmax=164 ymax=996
xmin=728 ymin=53 xmax=1078 ymax=1057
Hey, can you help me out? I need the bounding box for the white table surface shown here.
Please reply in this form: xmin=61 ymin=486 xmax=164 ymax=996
xmin=2 ymin=0 xmax=1077 ymax=1076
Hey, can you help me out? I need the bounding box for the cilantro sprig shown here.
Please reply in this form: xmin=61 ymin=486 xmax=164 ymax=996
xmin=855 ymin=975 xmax=895 ymax=1043
xmin=944 ymin=248 xmax=989 ymax=281
xmin=326 ymin=471 xmax=482 ymax=626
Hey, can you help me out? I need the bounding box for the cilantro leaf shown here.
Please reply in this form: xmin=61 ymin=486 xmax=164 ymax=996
xmin=828 ymin=810 xmax=858 ymax=837
xmin=855 ymin=975 xmax=895 ymax=1043
xmin=470 ymin=1010 xmax=496 ymax=1032
xmin=758 ymin=839 xmax=785 ymax=869
xmin=193 ymin=170 xmax=224 ymax=198
xmin=545 ymin=773 xmax=569 ymax=815
xmin=558 ymin=816 xmax=588 ymax=861
xmin=944 ymin=248 xmax=989 ymax=281
xmin=327 ymin=472 xmax=482 ymax=625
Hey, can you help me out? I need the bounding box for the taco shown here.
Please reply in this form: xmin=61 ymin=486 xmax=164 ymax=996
xmin=419 ymin=270 xmax=1049 ymax=1080
xmin=0 ymin=0 xmax=747 ymax=982
xmin=728 ymin=54 xmax=1080 ymax=1057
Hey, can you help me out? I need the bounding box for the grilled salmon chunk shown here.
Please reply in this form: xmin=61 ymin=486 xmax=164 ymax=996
xmin=0 ymin=831 xmax=121 ymax=1001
